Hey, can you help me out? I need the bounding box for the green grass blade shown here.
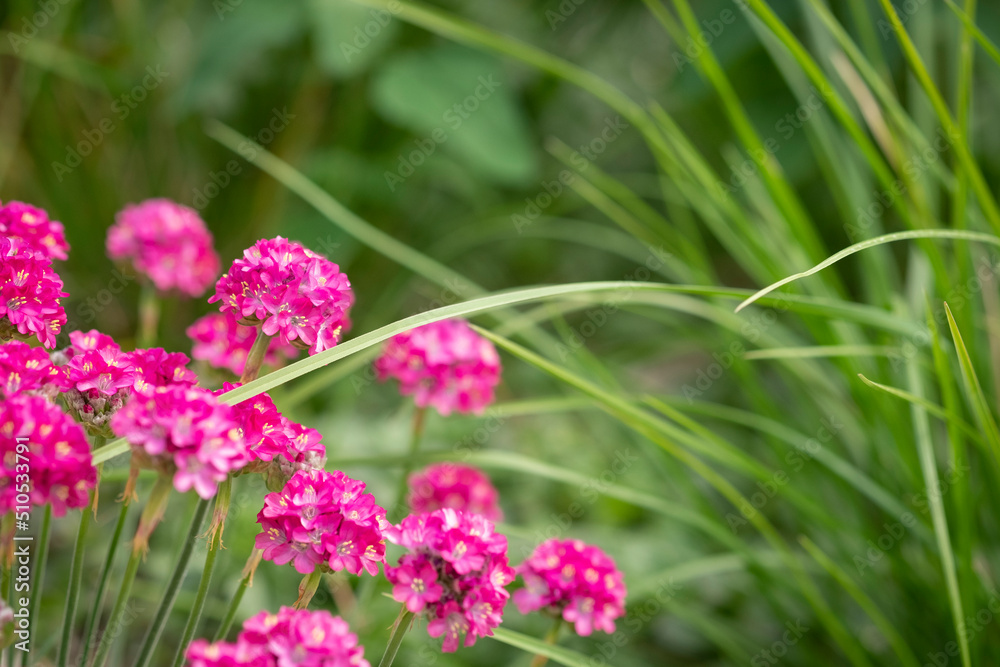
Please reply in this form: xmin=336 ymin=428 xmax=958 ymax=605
xmin=490 ymin=628 xmax=602 ymax=667
xmin=941 ymin=0 xmax=1000 ymax=70
xmin=944 ymin=303 xmax=1000 ymax=467
xmin=744 ymin=345 xmax=896 ymax=360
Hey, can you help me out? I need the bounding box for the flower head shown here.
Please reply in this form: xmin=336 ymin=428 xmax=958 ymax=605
xmin=111 ymin=385 xmax=250 ymax=498
xmin=0 ymin=340 xmax=67 ymax=398
xmin=375 ymin=319 xmax=500 ymax=415
xmin=255 ymin=468 xmax=386 ymax=576
xmin=514 ymin=538 xmax=626 ymax=636
xmin=0 ymin=201 xmax=69 ymax=261
xmin=184 ymin=606 xmax=370 ymax=667
xmin=385 ymin=508 xmax=514 ymax=652
xmin=1 ymin=394 xmax=96 ymax=516
xmin=408 ymin=463 xmax=503 ymax=520
xmin=0 ymin=236 xmax=67 ymax=348
xmin=187 ymin=312 xmax=299 ymax=376
xmin=128 ymin=347 xmax=198 ymax=393
xmin=210 ymin=237 xmax=353 ymax=355
xmin=107 ymin=199 xmax=220 ymax=296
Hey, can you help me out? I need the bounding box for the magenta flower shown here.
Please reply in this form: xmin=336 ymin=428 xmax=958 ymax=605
xmin=0 ymin=201 xmax=69 ymax=261
xmin=187 ymin=312 xmax=299 ymax=376
xmin=184 ymin=606 xmax=370 ymax=667
xmin=0 ymin=236 xmax=67 ymax=348
xmin=210 ymin=237 xmax=353 ymax=355
xmin=1 ymin=394 xmax=96 ymax=517
xmin=255 ymin=468 xmax=387 ymax=576
xmin=107 ymin=199 xmax=221 ymax=296
xmin=0 ymin=340 xmax=67 ymax=398
xmin=385 ymin=508 xmax=514 ymax=652
xmin=128 ymin=347 xmax=198 ymax=393
xmin=374 ymin=319 xmax=501 ymax=416
xmin=111 ymin=385 xmax=250 ymax=499
xmin=408 ymin=463 xmax=503 ymax=520
xmin=514 ymin=538 xmax=626 ymax=636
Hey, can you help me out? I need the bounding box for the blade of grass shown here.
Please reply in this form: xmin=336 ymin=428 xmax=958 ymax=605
xmin=744 ymin=345 xmax=897 ymax=360
xmin=490 ymin=628 xmax=602 ymax=667
xmin=941 ymin=0 xmax=1000 ymax=70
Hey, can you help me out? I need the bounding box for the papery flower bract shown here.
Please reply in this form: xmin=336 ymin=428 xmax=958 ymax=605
xmin=385 ymin=508 xmax=514 ymax=652
xmin=255 ymin=468 xmax=386 ymax=576
xmin=111 ymin=385 xmax=250 ymax=499
xmin=0 ymin=201 xmax=69 ymax=261
xmin=0 ymin=394 xmax=96 ymax=517
xmin=0 ymin=237 xmax=67 ymax=348
xmin=514 ymin=538 xmax=626 ymax=636
xmin=0 ymin=340 xmax=67 ymax=398
xmin=187 ymin=312 xmax=299 ymax=375
xmin=210 ymin=237 xmax=353 ymax=355
xmin=107 ymin=199 xmax=220 ymax=296
xmin=374 ymin=319 xmax=501 ymax=416
xmin=408 ymin=462 xmax=503 ymax=520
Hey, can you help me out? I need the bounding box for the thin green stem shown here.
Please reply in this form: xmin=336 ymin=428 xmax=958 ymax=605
xmin=25 ymin=505 xmax=51 ymax=666
xmin=81 ymin=501 xmax=130 ymax=666
xmin=377 ymin=608 xmax=415 ymax=667
xmin=213 ymin=572 xmax=251 ymax=641
xmin=171 ymin=523 xmax=223 ymax=667
xmin=90 ymin=546 xmax=142 ymax=667
xmin=240 ymin=328 xmax=272 ymax=384
xmin=137 ymin=282 xmax=160 ymax=348
xmin=528 ymin=618 xmax=563 ymax=667
xmin=392 ymin=407 xmax=427 ymax=521
xmin=57 ymin=498 xmax=95 ymax=667
xmin=134 ymin=497 xmax=211 ymax=667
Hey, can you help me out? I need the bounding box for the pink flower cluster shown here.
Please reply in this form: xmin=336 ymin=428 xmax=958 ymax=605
xmin=106 ymin=199 xmax=221 ymax=296
xmin=256 ymin=469 xmax=387 ymax=576
xmin=385 ymin=508 xmax=514 ymax=652
xmin=375 ymin=319 xmax=501 ymax=416
xmin=1 ymin=394 xmax=96 ymax=517
xmin=514 ymin=539 xmax=626 ymax=636
xmin=0 ymin=201 xmax=69 ymax=261
xmin=211 ymin=237 xmax=353 ymax=355
xmin=185 ymin=606 xmax=369 ymax=667
xmin=187 ymin=312 xmax=299 ymax=376
xmin=111 ymin=385 xmax=250 ymax=498
xmin=221 ymin=383 xmax=325 ymax=490
xmin=0 ymin=340 xmax=67 ymax=398
xmin=408 ymin=463 xmax=503 ymax=521
xmin=0 ymin=236 xmax=67 ymax=348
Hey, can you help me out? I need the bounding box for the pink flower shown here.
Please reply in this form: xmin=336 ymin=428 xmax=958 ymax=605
xmin=0 ymin=237 xmax=67 ymax=348
xmin=375 ymin=319 xmax=501 ymax=415
xmin=255 ymin=469 xmax=386 ymax=576
xmin=0 ymin=201 xmax=69 ymax=260
xmin=0 ymin=394 xmax=97 ymax=517
xmin=187 ymin=312 xmax=299 ymax=376
xmin=210 ymin=237 xmax=353 ymax=355
xmin=0 ymin=340 xmax=67 ymax=398
xmin=107 ymin=199 xmax=221 ymax=296
xmin=111 ymin=385 xmax=250 ymax=499
xmin=185 ymin=607 xmax=370 ymax=667
xmin=514 ymin=538 xmax=626 ymax=636
xmin=128 ymin=347 xmax=198 ymax=393
xmin=408 ymin=463 xmax=503 ymax=520
xmin=385 ymin=508 xmax=514 ymax=652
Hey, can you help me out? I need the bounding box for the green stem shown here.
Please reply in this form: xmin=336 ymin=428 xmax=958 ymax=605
xmin=25 ymin=505 xmax=51 ymax=665
xmin=57 ymin=499 xmax=95 ymax=667
xmin=377 ymin=608 xmax=415 ymax=667
xmin=293 ymin=569 xmax=324 ymax=610
xmin=137 ymin=282 xmax=161 ymax=348
xmin=240 ymin=328 xmax=272 ymax=384
xmin=90 ymin=546 xmax=142 ymax=667
xmin=81 ymin=501 xmax=130 ymax=666
xmin=213 ymin=571 xmax=251 ymax=641
xmin=133 ymin=498 xmax=211 ymax=667
xmin=170 ymin=519 xmax=223 ymax=667
xmin=529 ymin=618 xmax=563 ymax=667
xmin=392 ymin=407 xmax=427 ymax=521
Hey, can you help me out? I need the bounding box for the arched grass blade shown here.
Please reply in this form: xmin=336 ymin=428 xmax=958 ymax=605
xmin=490 ymin=628 xmax=601 ymax=667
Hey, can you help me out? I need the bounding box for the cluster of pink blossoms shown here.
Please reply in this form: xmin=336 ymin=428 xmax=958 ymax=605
xmin=0 ymin=200 xmax=69 ymax=260
xmin=0 ymin=394 xmax=96 ymax=517
xmin=185 ymin=606 xmax=369 ymax=667
xmin=187 ymin=312 xmax=299 ymax=375
xmin=0 ymin=236 xmax=67 ymax=348
xmin=211 ymin=237 xmax=353 ymax=355
xmin=222 ymin=383 xmax=326 ymax=490
xmin=375 ymin=319 xmax=501 ymax=416
xmin=386 ymin=508 xmax=514 ymax=652
xmin=408 ymin=463 xmax=503 ymax=521
xmin=111 ymin=384 xmax=250 ymax=499
xmin=256 ymin=468 xmax=387 ymax=576
xmin=514 ymin=538 xmax=627 ymax=636
xmin=106 ymin=199 xmax=221 ymax=296
xmin=0 ymin=340 xmax=67 ymax=398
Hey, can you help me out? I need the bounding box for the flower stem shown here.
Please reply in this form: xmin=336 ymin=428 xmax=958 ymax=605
xmin=133 ymin=497 xmax=211 ymax=667
xmin=90 ymin=547 xmax=141 ymax=667
xmin=377 ymin=608 xmax=416 ymax=667
xmin=528 ymin=617 xmax=564 ymax=667
xmin=170 ymin=517 xmax=223 ymax=667
xmin=392 ymin=406 xmax=427 ymax=521
xmin=26 ymin=506 xmax=51 ymax=654
xmin=240 ymin=327 xmax=272 ymax=384
xmin=57 ymin=497 xmax=95 ymax=667
xmin=213 ymin=570 xmax=251 ymax=641
xmin=293 ymin=569 xmax=324 ymax=610
xmin=138 ymin=282 xmax=160 ymax=348
xmin=81 ymin=501 xmax=130 ymax=666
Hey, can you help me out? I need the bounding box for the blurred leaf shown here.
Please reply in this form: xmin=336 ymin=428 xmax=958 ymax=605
xmin=308 ymin=0 xmax=398 ymax=77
